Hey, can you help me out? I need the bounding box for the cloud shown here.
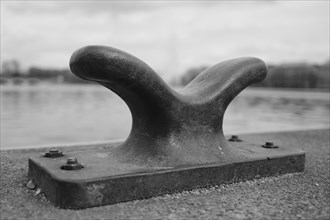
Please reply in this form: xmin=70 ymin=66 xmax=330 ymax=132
xmin=2 ymin=1 xmax=229 ymax=15
xmin=4 ymin=1 xmax=152 ymax=14
xmin=1 ymin=1 xmax=329 ymax=80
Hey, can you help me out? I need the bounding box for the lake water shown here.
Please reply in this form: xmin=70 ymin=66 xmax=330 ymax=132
xmin=1 ymin=84 xmax=329 ymax=149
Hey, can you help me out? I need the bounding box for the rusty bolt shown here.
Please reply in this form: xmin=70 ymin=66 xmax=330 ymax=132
xmin=228 ymin=135 xmax=242 ymax=142
xmin=262 ymin=141 xmax=279 ymax=149
xmin=44 ymin=149 xmax=63 ymax=158
xmin=61 ymin=157 xmax=84 ymax=170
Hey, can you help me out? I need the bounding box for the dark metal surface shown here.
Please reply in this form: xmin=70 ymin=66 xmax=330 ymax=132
xmin=69 ymin=45 xmax=268 ymax=167
xmin=29 ymin=141 xmax=305 ymax=209
xmin=28 ymin=45 xmax=305 ymax=209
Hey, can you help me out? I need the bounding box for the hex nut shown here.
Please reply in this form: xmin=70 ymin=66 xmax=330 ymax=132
xmin=61 ymin=157 xmax=84 ymax=170
xmin=44 ymin=149 xmax=63 ymax=158
xmin=67 ymin=157 xmax=78 ymax=164
xmin=228 ymin=135 xmax=242 ymax=142
xmin=262 ymin=141 xmax=279 ymax=149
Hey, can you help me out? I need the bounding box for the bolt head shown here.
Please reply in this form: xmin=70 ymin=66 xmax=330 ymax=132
xmin=262 ymin=141 xmax=278 ymax=149
xmin=228 ymin=135 xmax=242 ymax=142
xmin=44 ymin=149 xmax=63 ymax=158
xmin=67 ymin=157 xmax=78 ymax=164
xmin=61 ymin=157 xmax=84 ymax=170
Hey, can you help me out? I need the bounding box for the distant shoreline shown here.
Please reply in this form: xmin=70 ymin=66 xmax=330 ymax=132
xmin=1 ymin=82 xmax=329 ymax=94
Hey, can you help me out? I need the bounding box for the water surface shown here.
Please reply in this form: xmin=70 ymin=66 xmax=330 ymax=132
xmin=1 ymin=84 xmax=329 ymax=149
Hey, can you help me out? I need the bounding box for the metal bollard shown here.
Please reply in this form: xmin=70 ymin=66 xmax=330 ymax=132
xmin=28 ymin=45 xmax=305 ymax=209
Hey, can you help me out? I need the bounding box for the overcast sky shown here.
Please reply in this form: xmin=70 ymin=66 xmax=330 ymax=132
xmin=1 ymin=0 xmax=329 ymax=80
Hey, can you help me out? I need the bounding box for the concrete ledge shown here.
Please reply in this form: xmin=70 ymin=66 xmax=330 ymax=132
xmin=1 ymin=129 xmax=329 ymax=219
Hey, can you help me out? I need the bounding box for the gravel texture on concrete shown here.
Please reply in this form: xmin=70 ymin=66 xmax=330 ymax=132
xmin=1 ymin=129 xmax=329 ymax=220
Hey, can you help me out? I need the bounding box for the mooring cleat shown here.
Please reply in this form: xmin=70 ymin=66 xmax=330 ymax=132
xmin=28 ymin=46 xmax=305 ymax=209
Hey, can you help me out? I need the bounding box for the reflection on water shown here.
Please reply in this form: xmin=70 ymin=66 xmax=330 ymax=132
xmin=1 ymin=84 xmax=329 ymax=149
xmin=224 ymin=89 xmax=329 ymax=135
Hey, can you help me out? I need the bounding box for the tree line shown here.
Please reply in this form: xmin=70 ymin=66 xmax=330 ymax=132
xmin=0 ymin=60 xmax=89 ymax=84
xmin=174 ymin=61 xmax=330 ymax=89
xmin=1 ymin=59 xmax=329 ymax=88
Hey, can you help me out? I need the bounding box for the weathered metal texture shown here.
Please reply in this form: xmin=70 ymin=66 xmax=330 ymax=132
xmin=68 ymin=46 xmax=268 ymax=166
xmin=28 ymin=45 xmax=305 ymax=209
xmin=29 ymin=142 xmax=305 ymax=209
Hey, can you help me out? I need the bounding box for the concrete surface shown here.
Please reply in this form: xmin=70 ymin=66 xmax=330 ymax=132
xmin=1 ymin=129 xmax=329 ymax=220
